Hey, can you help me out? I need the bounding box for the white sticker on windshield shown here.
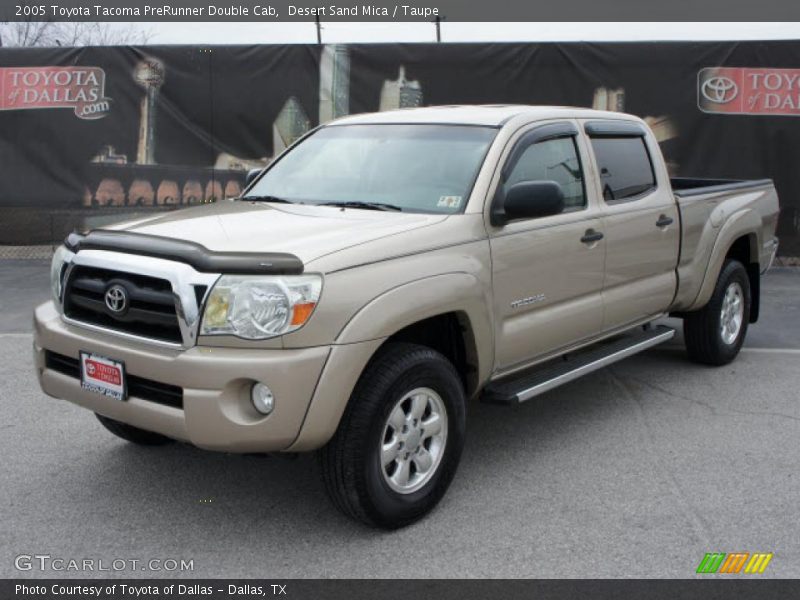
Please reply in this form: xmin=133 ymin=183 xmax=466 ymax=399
xmin=438 ymin=195 xmax=462 ymax=209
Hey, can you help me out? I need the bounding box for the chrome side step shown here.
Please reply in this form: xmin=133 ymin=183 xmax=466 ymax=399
xmin=482 ymin=325 xmax=675 ymax=405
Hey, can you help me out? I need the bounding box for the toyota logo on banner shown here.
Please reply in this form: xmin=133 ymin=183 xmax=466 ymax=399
xmin=698 ymin=66 xmax=800 ymax=116
xmin=701 ymin=76 xmax=739 ymax=104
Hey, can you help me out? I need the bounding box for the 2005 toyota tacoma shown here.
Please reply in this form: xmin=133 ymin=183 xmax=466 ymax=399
xmin=34 ymin=106 xmax=780 ymax=528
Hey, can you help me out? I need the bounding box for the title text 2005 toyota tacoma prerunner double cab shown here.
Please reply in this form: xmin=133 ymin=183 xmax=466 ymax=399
xmin=35 ymin=106 xmax=780 ymax=528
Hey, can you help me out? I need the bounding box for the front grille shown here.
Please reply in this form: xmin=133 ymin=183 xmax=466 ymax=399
xmin=45 ymin=351 xmax=184 ymax=409
xmin=63 ymin=265 xmax=182 ymax=344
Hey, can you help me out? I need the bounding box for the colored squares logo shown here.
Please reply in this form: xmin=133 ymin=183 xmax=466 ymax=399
xmin=696 ymin=552 xmax=773 ymax=574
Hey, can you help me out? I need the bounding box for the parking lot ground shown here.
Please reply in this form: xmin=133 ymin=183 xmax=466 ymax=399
xmin=0 ymin=263 xmax=798 ymax=578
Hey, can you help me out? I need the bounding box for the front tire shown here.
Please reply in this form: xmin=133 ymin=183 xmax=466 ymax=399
xmin=683 ymin=259 xmax=751 ymax=366
xmin=95 ymin=414 xmax=174 ymax=446
xmin=320 ymin=343 xmax=466 ymax=529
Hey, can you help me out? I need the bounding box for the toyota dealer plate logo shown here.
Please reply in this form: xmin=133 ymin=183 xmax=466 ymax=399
xmin=698 ymin=66 xmax=800 ymax=116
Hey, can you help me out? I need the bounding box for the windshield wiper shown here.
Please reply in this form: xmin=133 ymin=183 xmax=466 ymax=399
xmin=320 ymin=201 xmax=402 ymax=212
xmin=240 ymin=195 xmax=295 ymax=204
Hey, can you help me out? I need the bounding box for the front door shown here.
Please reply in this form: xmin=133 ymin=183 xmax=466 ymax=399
xmin=489 ymin=121 xmax=606 ymax=374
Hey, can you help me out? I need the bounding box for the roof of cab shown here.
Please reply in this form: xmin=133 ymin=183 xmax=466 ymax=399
xmin=329 ymin=105 xmax=640 ymax=128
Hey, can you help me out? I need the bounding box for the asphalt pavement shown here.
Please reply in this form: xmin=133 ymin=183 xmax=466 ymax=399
xmin=1 ymin=262 xmax=798 ymax=578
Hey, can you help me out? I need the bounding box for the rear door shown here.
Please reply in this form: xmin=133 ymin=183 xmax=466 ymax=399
xmin=583 ymin=120 xmax=680 ymax=331
xmin=488 ymin=121 xmax=606 ymax=373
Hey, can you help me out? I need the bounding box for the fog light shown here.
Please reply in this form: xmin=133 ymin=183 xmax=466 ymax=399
xmin=251 ymin=383 xmax=275 ymax=415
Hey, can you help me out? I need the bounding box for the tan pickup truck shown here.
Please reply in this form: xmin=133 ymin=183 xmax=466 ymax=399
xmin=34 ymin=106 xmax=779 ymax=528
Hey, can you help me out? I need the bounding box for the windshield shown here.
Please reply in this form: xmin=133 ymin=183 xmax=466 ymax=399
xmin=245 ymin=124 xmax=497 ymax=214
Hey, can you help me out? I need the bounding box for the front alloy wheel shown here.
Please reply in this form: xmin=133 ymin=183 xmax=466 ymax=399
xmin=320 ymin=343 xmax=466 ymax=529
xmin=381 ymin=387 xmax=448 ymax=494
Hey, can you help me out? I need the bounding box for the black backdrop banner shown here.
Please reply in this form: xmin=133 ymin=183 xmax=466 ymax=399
xmin=0 ymin=41 xmax=798 ymax=255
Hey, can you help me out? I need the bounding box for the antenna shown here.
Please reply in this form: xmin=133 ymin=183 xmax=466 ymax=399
xmin=432 ymin=15 xmax=446 ymax=42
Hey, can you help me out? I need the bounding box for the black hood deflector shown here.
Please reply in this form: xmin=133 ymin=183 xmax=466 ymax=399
xmin=65 ymin=230 xmax=304 ymax=275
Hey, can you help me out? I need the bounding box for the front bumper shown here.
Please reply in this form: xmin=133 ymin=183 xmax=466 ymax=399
xmin=34 ymin=301 xmax=334 ymax=453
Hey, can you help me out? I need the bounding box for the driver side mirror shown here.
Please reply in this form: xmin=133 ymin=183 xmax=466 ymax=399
xmin=245 ymin=168 xmax=262 ymax=188
xmin=491 ymin=180 xmax=565 ymax=226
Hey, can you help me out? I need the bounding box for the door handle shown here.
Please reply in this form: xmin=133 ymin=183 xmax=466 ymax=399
xmin=656 ymin=214 xmax=674 ymax=228
xmin=580 ymin=229 xmax=604 ymax=244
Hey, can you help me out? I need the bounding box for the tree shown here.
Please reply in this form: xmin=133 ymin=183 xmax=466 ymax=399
xmin=0 ymin=20 xmax=61 ymax=47
xmin=0 ymin=21 xmax=152 ymax=47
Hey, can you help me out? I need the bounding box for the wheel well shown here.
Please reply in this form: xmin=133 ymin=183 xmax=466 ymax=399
xmin=725 ymin=234 xmax=760 ymax=323
xmin=383 ymin=312 xmax=479 ymax=397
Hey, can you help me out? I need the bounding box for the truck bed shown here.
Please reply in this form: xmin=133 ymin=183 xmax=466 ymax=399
xmin=670 ymin=176 xmax=779 ymax=312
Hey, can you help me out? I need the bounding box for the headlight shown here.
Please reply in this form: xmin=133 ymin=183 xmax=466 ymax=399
xmin=50 ymin=245 xmax=73 ymax=304
xmin=200 ymin=275 xmax=322 ymax=340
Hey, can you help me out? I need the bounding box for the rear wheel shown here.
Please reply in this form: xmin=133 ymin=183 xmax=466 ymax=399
xmin=683 ymin=259 xmax=751 ymax=366
xmin=320 ymin=343 xmax=466 ymax=529
xmin=95 ymin=413 xmax=174 ymax=446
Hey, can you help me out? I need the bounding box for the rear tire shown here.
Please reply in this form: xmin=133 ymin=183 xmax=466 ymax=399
xmin=95 ymin=413 xmax=174 ymax=446
xmin=683 ymin=259 xmax=751 ymax=366
xmin=320 ymin=342 xmax=466 ymax=529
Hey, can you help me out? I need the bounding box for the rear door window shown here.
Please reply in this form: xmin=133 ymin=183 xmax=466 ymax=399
xmin=589 ymin=136 xmax=656 ymax=202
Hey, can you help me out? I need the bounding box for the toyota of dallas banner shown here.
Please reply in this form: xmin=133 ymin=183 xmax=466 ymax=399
xmin=0 ymin=41 xmax=799 ymax=255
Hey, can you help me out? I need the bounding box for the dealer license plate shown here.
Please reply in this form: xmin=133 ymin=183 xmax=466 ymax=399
xmin=79 ymin=351 xmax=127 ymax=401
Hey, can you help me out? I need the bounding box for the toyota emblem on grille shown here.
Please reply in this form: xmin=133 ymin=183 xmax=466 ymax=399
xmin=104 ymin=284 xmax=129 ymax=314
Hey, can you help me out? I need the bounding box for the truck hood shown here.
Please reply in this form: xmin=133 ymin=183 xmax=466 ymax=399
xmin=107 ymin=200 xmax=449 ymax=265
